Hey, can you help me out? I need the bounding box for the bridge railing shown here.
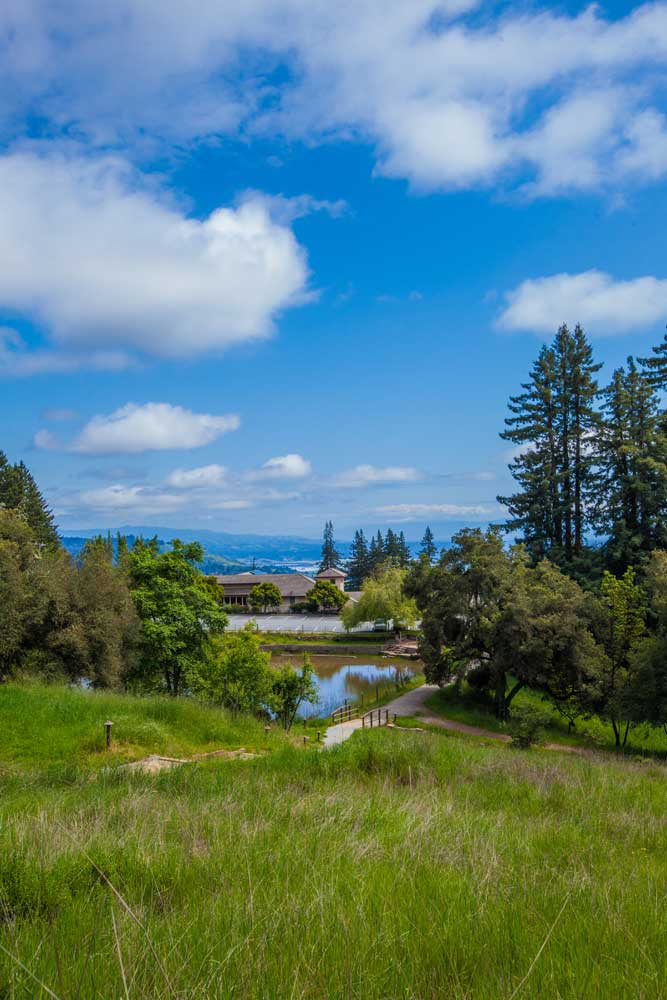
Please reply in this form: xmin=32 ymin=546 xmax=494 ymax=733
xmin=331 ymin=703 xmax=359 ymax=725
xmin=361 ymin=708 xmax=396 ymax=728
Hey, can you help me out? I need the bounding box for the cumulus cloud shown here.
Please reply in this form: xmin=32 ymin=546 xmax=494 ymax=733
xmin=166 ymin=465 xmax=228 ymax=488
xmin=497 ymin=271 xmax=667 ymax=335
xmin=77 ymin=484 xmax=187 ymax=513
xmin=52 ymin=403 xmax=241 ymax=455
xmin=333 ymin=465 xmax=421 ymax=488
xmin=0 ymin=151 xmax=310 ymax=371
xmin=376 ymin=503 xmax=499 ymax=521
xmin=248 ymin=454 xmax=312 ymax=480
xmin=2 ymin=3 xmax=667 ymax=195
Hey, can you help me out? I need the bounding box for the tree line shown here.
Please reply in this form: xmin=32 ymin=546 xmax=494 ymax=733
xmin=0 ymin=452 xmax=314 ymax=727
xmin=320 ymin=521 xmax=438 ymax=589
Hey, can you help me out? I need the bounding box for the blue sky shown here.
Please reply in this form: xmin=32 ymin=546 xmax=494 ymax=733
xmin=2 ymin=0 xmax=667 ymax=538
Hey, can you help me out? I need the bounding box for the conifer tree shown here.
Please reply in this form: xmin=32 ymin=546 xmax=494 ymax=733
xmin=384 ymin=527 xmax=399 ymax=563
xmin=397 ymin=530 xmax=411 ymax=567
xmin=318 ymin=520 xmax=340 ymax=571
xmin=0 ymin=452 xmax=58 ymax=548
xmin=346 ymin=529 xmax=369 ymax=589
xmin=639 ymin=329 xmax=667 ymax=389
xmin=595 ymin=358 xmax=667 ymax=570
xmin=499 ymin=325 xmax=600 ymax=563
xmin=419 ymin=525 xmax=437 ymax=563
xmin=368 ymin=530 xmax=384 ymax=574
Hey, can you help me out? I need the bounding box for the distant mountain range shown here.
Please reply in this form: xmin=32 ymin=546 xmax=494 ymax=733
xmin=59 ymin=525 xmax=451 ymax=575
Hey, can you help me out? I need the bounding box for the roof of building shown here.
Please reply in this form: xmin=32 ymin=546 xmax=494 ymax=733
xmin=212 ymin=572 xmax=317 ymax=598
xmin=315 ymin=567 xmax=347 ymax=579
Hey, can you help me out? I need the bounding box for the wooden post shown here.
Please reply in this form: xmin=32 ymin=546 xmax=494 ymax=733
xmin=303 ymin=735 xmax=308 ymax=745
xmin=317 ymin=731 xmax=321 ymax=742
xmin=393 ymin=713 xmax=397 ymax=725
xmin=370 ymin=713 xmax=373 ymax=728
xmin=104 ymin=720 xmax=113 ymax=749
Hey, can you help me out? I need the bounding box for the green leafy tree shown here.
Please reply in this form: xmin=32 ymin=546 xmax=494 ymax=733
xmin=129 ymin=539 xmax=228 ymax=695
xmin=319 ymin=520 xmax=340 ymax=572
xmin=249 ymin=581 xmax=282 ymax=613
xmin=346 ymin=529 xmax=370 ymax=589
xmin=341 ymin=562 xmax=418 ymax=632
xmin=306 ymin=579 xmax=348 ymax=612
xmin=586 ymin=568 xmax=647 ymax=746
xmin=419 ymin=526 xmax=437 ymax=563
xmin=406 ymin=528 xmax=603 ymax=719
xmin=188 ymin=625 xmax=272 ymax=714
xmin=271 ymin=656 xmax=318 ymax=730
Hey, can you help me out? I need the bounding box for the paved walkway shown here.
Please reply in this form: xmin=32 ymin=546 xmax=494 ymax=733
xmin=323 ymin=684 xmax=582 ymax=753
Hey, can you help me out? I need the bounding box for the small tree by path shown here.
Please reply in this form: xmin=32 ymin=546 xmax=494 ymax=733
xmin=272 ymin=656 xmax=318 ymax=731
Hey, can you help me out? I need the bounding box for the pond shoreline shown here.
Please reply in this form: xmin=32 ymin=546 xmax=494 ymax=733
xmin=260 ymin=642 xmax=384 ymax=655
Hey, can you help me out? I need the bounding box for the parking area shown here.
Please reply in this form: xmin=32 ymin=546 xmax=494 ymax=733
xmin=226 ymin=614 xmax=374 ymax=633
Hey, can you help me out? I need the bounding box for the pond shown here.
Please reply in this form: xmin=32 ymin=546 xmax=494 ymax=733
xmin=271 ymin=653 xmax=422 ymax=718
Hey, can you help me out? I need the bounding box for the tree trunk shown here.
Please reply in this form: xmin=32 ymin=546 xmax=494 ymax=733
xmin=494 ymin=673 xmax=507 ymax=720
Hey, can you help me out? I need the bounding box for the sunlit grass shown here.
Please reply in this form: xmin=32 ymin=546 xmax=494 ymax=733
xmin=1 ymin=684 xmax=666 ymax=998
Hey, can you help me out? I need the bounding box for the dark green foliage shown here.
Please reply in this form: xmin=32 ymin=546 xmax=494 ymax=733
xmin=319 ymin=520 xmax=340 ymax=572
xmin=0 ymin=451 xmax=58 ymax=547
xmin=506 ymin=704 xmax=551 ymax=748
xmin=406 ymin=528 xmax=604 ymax=719
xmin=499 ymin=325 xmax=601 ymax=563
xmin=419 ymin=525 xmax=437 ymax=563
xmin=346 ymin=529 xmax=370 ymax=589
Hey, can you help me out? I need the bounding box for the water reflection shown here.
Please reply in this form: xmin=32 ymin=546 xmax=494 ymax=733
xmin=271 ymin=654 xmax=421 ymax=718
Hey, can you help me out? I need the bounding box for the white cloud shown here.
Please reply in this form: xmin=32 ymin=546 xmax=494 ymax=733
xmin=61 ymin=403 xmax=240 ymax=455
xmin=166 ymin=464 xmax=228 ymax=488
xmin=248 ymin=454 xmax=312 ymax=480
xmin=497 ymin=271 xmax=667 ymax=335
xmin=376 ymin=503 xmax=499 ymax=521
xmin=77 ymin=484 xmax=187 ymax=513
xmin=0 ymin=151 xmax=309 ymax=371
xmin=33 ymin=429 xmax=58 ymax=450
xmin=3 ymin=3 xmax=667 ymax=195
xmin=333 ymin=465 xmax=421 ymax=488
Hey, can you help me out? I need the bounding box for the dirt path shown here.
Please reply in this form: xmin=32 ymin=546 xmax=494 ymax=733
xmin=382 ymin=685 xmax=583 ymax=754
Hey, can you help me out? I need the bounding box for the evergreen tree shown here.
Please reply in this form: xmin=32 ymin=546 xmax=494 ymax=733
xmin=499 ymin=325 xmax=600 ymax=563
xmin=346 ymin=529 xmax=370 ymax=589
xmin=595 ymin=359 xmax=667 ymax=571
xmin=368 ymin=530 xmax=384 ymax=574
xmin=318 ymin=520 xmax=340 ymax=572
xmin=638 ymin=329 xmax=667 ymax=389
xmin=0 ymin=452 xmax=58 ymax=547
xmin=397 ymin=530 xmax=411 ymax=567
xmin=384 ymin=528 xmax=399 ymax=564
xmin=419 ymin=525 xmax=437 ymax=563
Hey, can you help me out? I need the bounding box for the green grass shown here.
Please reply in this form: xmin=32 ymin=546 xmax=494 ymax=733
xmin=1 ymin=683 xmax=666 ymax=998
xmin=0 ymin=682 xmax=291 ymax=774
xmin=425 ymin=682 xmax=667 ymax=755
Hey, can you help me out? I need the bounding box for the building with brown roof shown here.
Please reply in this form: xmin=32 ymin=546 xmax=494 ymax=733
xmin=213 ymin=568 xmax=348 ymax=612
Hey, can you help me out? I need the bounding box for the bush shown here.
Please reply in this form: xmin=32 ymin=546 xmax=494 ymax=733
xmin=506 ymin=705 xmax=551 ymax=749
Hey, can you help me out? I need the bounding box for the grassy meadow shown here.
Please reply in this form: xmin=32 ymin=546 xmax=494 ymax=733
xmin=1 ymin=683 xmax=666 ymax=998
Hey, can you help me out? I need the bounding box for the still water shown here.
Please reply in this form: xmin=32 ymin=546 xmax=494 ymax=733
xmin=271 ymin=654 xmax=421 ymax=718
